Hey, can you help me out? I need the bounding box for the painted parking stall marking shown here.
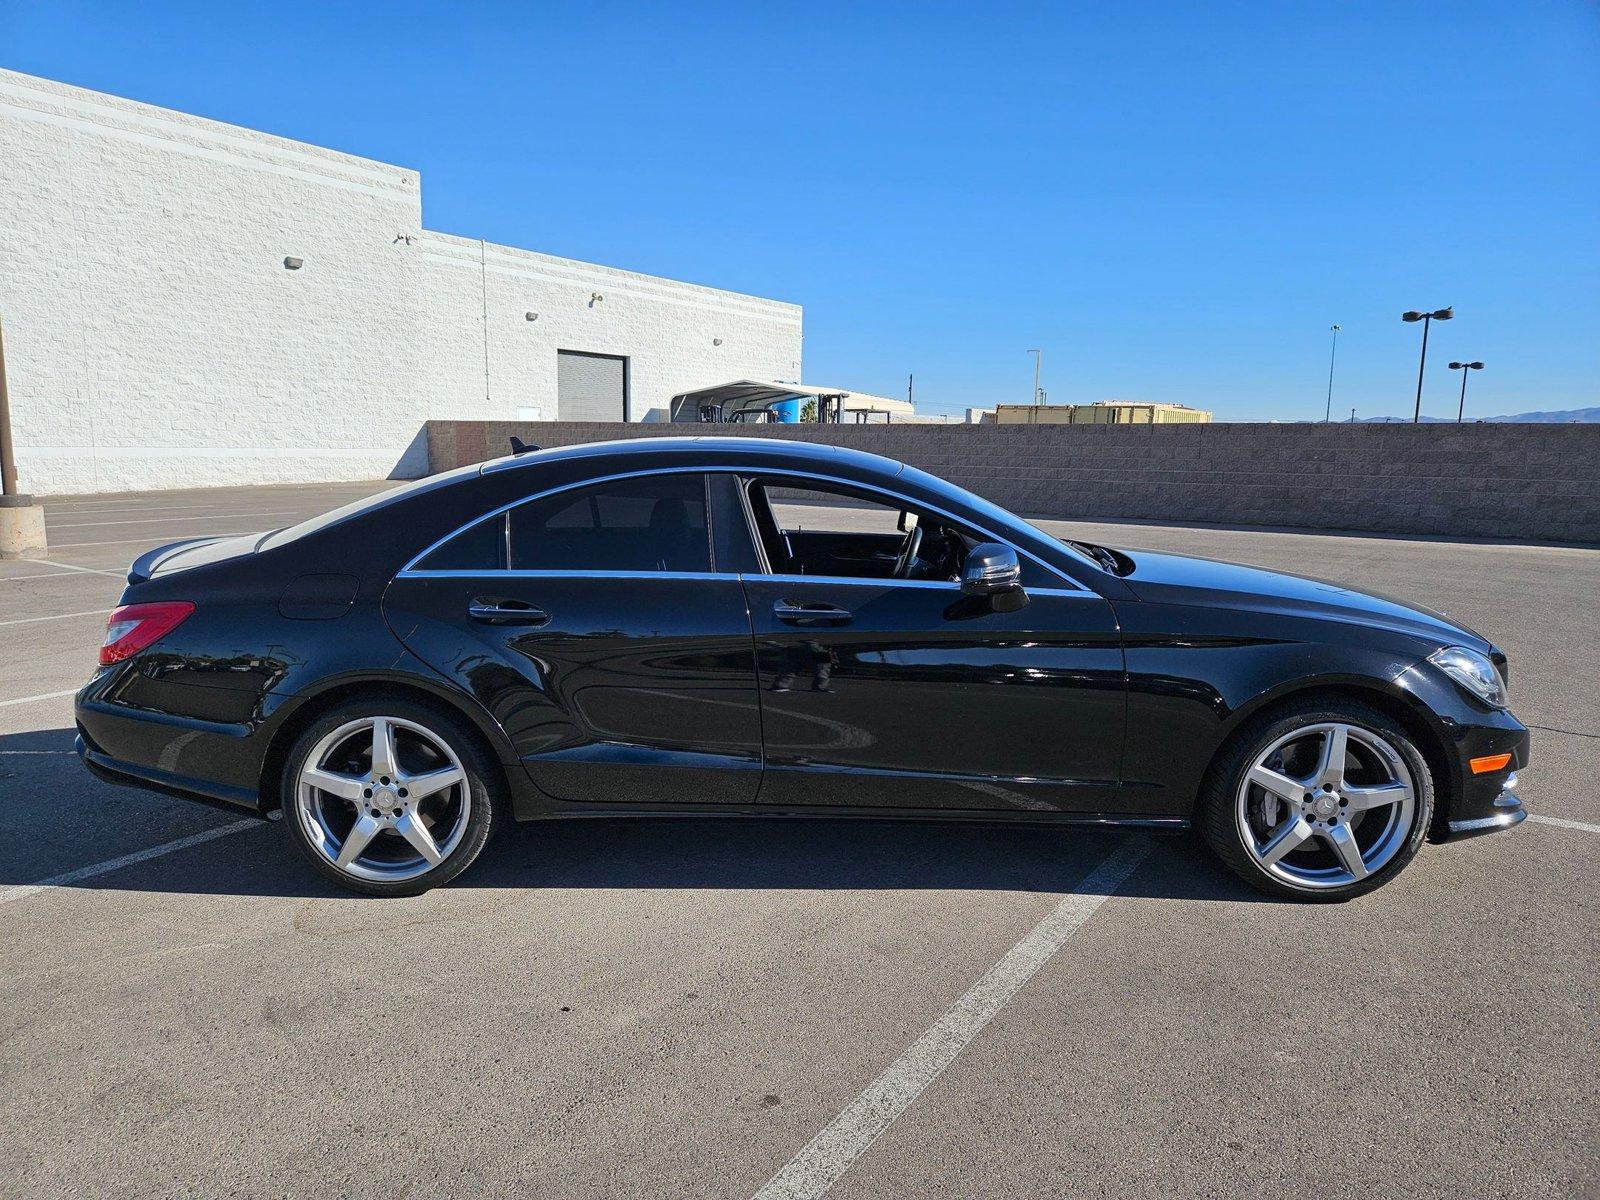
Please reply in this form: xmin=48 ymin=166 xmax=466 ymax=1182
xmin=0 ymin=569 xmax=118 ymax=581
xmin=1529 ymin=814 xmax=1600 ymax=834
xmin=45 ymin=509 xmax=300 ymax=530
xmin=0 ymin=818 xmax=260 ymax=906
xmin=48 ymin=532 xmax=265 ymax=549
xmin=751 ymin=836 xmax=1152 ymax=1200
xmin=17 ymin=558 xmax=125 ymax=578
xmin=0 ymin=688 xmax=81 ymax=709
xmin=0 ymin=608 xmax=108 ymax=628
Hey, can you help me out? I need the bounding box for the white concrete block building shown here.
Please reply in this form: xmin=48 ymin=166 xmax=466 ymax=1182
xmin=0 ymin=69 xmax=802 ymax=494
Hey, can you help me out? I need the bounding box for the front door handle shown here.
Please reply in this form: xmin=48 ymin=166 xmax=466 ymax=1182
xmin=469 ymin=598 xmax=550 ymax=626
xmin=774 ymin=600 xmax=853 ymax=626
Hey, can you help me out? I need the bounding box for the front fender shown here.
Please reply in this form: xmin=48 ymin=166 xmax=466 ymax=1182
xmin=1114 ymin=600 xmax=1441 ymax=817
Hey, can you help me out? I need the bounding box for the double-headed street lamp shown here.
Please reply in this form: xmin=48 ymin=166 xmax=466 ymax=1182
xmin=1448 ymin=360 xmax=1484 ymax=423
xmin=1402 ymin=307 xmax=1452 ymax=423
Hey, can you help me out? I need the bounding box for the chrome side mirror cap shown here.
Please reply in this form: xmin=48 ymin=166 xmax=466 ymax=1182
xmin=961 ymin=543 xmax=1025 ymax=601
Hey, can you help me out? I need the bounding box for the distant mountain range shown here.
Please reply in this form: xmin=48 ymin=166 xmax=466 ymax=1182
xmin=1352 ymin=407 xmax=1599 ymax=424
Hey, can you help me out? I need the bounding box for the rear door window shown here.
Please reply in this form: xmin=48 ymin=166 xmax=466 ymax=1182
xmin=507 ymin=473 xmax=712 ymax=573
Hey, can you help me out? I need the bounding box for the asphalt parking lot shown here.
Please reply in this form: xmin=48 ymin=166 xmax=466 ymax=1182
xmin=2 ymin=480 xmax=1596 ymax=1199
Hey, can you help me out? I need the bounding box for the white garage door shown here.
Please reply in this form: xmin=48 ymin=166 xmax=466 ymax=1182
xmin=557 ymin=351 xmax=628 ymax=421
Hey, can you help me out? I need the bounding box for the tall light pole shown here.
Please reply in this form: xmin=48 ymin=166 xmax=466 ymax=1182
xmin=1323 ymin=324 xmax=1341 ymax=422
xmin=1027 ymin=349 xmax=1043 ymax=405
xmin=1448 ymin=360 xmax=1484 ymax=423
xmin=1401 ymin=307 xmax=1452 ymax=422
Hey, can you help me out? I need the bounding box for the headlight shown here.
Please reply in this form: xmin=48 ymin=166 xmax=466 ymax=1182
xmin=1428 ymin=645 xmax=1507 ymax=709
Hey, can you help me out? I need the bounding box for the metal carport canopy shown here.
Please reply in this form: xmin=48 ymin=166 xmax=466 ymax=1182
xmin=668 ymin=380 xmax=913 ymax=421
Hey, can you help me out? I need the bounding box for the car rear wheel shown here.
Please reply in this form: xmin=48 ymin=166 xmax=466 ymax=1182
xmin=1200 ymin=697 xmax=1433 ymax=901
xmin=281 ymin=699 xmax=503 ymax=896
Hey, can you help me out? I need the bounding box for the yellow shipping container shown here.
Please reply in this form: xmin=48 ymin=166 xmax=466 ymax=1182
xmin=995 ymin=401 xmax=1212 ymax=425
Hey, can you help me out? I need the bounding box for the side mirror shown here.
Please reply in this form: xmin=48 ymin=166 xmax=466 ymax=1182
xmin=961 ymin=543 xmax=1024 ymax=598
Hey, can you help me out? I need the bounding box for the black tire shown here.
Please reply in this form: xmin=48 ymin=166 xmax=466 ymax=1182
xmin=279 ymin=697 xmax=506 ymax=897
xmin=1199 ymin=695 xmax=1434 ymax=902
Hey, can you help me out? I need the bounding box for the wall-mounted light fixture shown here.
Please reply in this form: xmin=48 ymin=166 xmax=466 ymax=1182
xmin=713 ymin=337 xmax=723 ymax=346
xmin=525 ymin=312 xmax=539 ymax=322
xmin=589 ymin=292 xmax=603 ymax=307
xmin=283 ymin=257 xmax=303 ymax=270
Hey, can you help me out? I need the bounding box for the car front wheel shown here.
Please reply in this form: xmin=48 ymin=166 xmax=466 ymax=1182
xmin=1201 ymin=697 xmax=1434 ymax=901
xmin=281 ymin=699 xmax=502 ymax=896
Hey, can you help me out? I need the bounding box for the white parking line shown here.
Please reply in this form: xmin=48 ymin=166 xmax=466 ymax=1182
xmin=751 ymin=836 xmax=1152 ymax=1200
xmin=45 ymin=503 xmax=240 ymax=515
xmin=0 ymin=608 xmax=107 ymax=628
xmin=50 ymin=532 xmax=260 ymax=548
xmin=0 ymin=579 xmax=103 ymax=588
xmin=0 ymin=819 xmax=260 ymax=905
xmin=0 ymin=688 xmax=79 ymax=708
xmin=47 ymin=499 xmax=241 ymax=515
xmin=47 ymin=510 xmax=299 ymax=530
xmin=18 ymin=558 xmax=126 ymax=578
xmin=1529 ymin=814 xmax=1600 ymax=834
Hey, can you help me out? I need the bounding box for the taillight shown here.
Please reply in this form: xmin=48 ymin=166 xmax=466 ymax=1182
xmin=99 ymin=601 xmax=195 ymax=665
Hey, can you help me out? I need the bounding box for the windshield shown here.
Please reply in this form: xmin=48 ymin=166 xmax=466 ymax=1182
xmin=894 ymin=461 xmax=1109 ymax=572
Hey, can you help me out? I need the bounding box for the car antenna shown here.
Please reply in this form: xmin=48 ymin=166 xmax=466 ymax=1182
xmin=508 ymin=436 xmax=539 ymax=455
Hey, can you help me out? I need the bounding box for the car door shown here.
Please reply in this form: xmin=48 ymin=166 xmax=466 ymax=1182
xmin=739 ymin=477 xmax=1126 ymax=814
xmin=383 ymin=470 xmax=764 ymax=806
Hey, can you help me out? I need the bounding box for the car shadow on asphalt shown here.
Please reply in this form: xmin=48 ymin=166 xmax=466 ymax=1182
xmin=4 ymin=726 xmax=1284 ymax=904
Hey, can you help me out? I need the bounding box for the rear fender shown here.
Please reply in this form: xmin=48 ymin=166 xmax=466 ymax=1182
xmin=257 ymin=660 xmax=526 ymax=811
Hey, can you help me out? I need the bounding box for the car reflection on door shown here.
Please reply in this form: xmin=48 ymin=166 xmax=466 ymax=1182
xmin=739 ymin=576 xmax=1125 ymax=814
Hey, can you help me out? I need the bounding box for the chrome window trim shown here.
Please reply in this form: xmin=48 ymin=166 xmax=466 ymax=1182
xmin=402 ymin=465 xmax=717 ymax=576
xmin=738 ymin=573 xmax=1098 ymax=599
xmin=391 ymin=566 xmax=1097 ymax=600
xmin=734 ymin=469 xmax=774 ymax=575
xmin=399 ymin=464 xmax=1081 ymax=590
xmin=745 ymin=572 xmax=955 ymax=591
xmin=701 ymin=474 xmax=718 ymax=572
xmin=1019 ymin=586 xmax=1097 ymax=600
xmin=394 ymin=568 xmax=730 ymax=582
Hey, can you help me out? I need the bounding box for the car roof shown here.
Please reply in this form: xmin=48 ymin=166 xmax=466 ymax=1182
xmin=478 ymin=435 xmax=909 ymax=480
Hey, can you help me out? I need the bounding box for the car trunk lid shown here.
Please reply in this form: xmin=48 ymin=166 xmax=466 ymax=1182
xmin=127 ymin=533 xmax=264 ymax=584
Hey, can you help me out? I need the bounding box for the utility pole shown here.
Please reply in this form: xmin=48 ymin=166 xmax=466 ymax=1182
xmin=1324 ymin=325 xmax=1341 ymax=422
xmin=1028 ymin=349 xmax=1043 ymax=405
xmin=907 ymin=373 xmax=913 ymax=408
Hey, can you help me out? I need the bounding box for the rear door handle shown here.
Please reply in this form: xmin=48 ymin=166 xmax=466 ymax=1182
xmin=773 ymin=600 xmax=852 ymax=626
xmin=469 ymin=598 xmax=550 ymax=626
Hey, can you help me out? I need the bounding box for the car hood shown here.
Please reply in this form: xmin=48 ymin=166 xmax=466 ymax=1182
xmin=1115 ymin=548 xmax=1489 ymax=650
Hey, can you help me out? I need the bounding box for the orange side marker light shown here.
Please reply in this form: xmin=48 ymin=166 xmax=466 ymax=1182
xmin=1469 ymin=752 xmax=1513 ymax=775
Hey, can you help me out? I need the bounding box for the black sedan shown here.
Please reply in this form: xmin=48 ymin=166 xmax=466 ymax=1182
xmin=75 ymin=437 xmax=1529 ymax=899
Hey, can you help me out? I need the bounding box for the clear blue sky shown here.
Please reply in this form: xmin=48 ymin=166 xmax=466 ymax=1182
xmin=4 ymin=1 xmax=1597 ymax=420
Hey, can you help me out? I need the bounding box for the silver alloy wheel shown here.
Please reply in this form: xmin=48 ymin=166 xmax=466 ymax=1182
xmin=1235 ymin=721 xmax=1416 ymax=891
xmin=295 ymin=716 xmax=471 ymax=884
